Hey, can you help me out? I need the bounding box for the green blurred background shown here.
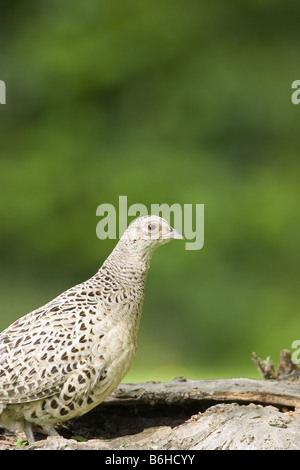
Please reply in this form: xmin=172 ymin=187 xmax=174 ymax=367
xmin=1 ymin=0 xmax=300 ymax=382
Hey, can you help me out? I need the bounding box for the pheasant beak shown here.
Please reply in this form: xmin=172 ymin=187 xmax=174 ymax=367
xmin=170 ymin=227 xmax=185 ymax=239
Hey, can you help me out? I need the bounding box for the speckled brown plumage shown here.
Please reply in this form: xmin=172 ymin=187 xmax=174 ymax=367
xmin=0 ymin=216 xmax=183 ymax=443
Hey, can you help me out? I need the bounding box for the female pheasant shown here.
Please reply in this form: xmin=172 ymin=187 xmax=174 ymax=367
xmin=0 ymin=216 xmax=183 ymax=443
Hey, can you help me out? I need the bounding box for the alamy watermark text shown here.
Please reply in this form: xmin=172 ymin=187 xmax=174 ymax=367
xmin=0 ymin=80 xmax=6 ymax=104
xmin=96 ymin=196 xmax=204 ymax=251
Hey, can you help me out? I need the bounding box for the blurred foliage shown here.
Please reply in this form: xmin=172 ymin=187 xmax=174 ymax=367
xmin=1 ymin=0 xmax=300 ymax=381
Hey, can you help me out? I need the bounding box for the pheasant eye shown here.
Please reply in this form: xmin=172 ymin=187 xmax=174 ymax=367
xmin=148 ymin=224 xmax=156 ymax=231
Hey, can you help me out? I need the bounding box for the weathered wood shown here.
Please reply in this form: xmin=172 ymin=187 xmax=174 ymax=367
xmin=25 ymin=402 xmax=300 ymax=450
xmin=252 ymin=350 xmax=300 ymax=381
xmin=104 ymin=376 xmax=300 ymax=410
xmin=2 ymin=375 xmax=300 ymax=450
